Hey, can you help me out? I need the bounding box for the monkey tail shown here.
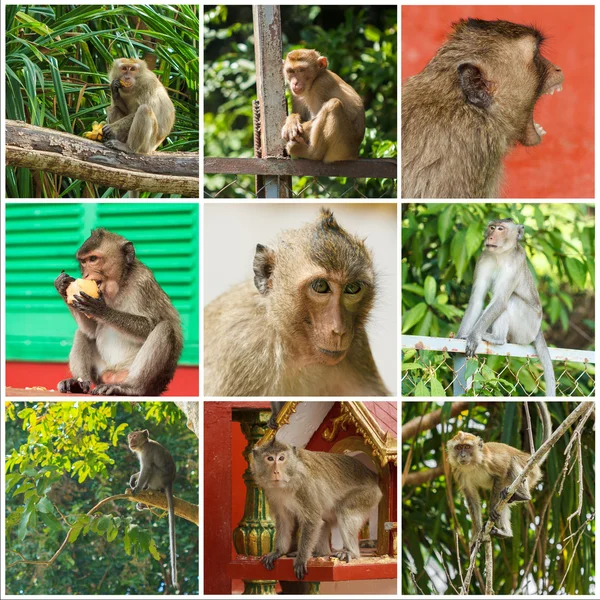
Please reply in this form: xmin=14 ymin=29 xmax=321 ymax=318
xmin=533 ymin=329 xmax=555 ymax=398
xmin=165 ymin=485 xmax=178 ymax=590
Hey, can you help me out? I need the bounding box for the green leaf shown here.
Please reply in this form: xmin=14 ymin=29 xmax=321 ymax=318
xmin=429 ymin=377 xmax=446 ymax=397
xmin=39 ymin=511 xmax=63 ymax=532
xmin=465 ymin=358 xmax=479 ymax=379
xmin=148 ymin=537 xmax=161 ymax=561
xmin=402 ymin=302 xmax=428 ymax=333
xmin=438 ymin=205 xmax=454 ymax=243
xmin=423 ymin=276 xmax=436 ymax=305
xmin=414 ymin=381 xmax=429 ymax=396
xmin=451 ymin=229 xmax=469 ymax=282
xmin=36 ymin=497 xmax=54 ymax=513
xmin=565 ymin=257 xmax=587 ymax=289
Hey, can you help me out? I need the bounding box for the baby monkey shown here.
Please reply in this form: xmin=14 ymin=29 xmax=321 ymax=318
xmin=447 ymin=405 xmax=551 ymax=549
xmin=252 ymin=437 xmax=382 ymax=580
xmin=128 ymin=429 xmax=178 ymax=590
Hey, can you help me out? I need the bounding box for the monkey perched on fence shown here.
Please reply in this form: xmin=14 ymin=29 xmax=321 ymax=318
xmin=54 ymin=228 xmax=182 ymax=396
xmin=252 ymin=437 xmax=382 ymax=580
xmin=204 ymin=208 xmax=389 ymax=396
xmin=402 ymin=19 xmax=564 ymax=198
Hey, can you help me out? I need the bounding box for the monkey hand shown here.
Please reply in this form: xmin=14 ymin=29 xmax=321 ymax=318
xmin=71 ymin=290 xmax=106 ymax=319
xmin=489 ymin=506 xmax=501 ymax=523
xmin=55 ymin=272 xmax=76 ymax=299
xmin=281 ymin=114 xmax=304 ymax=141
xmin=293 ymin=557 xmax=308 ymax=580
xmin=465 ymin=333 xmax=481 ymax=358
xmin=57 ymin=378 xmax=92 ymax=394
xmin=261 ymin=551 xmax=282 ymax=570
xmin=110 ymin=77 xmax=123 ymax=97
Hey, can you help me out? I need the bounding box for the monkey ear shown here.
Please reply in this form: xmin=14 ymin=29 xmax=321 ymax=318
xmin=478 ymin=438 xmax=484 ymax=450
xmin=516 ymin=225 xmax=525 ymax=240
xmin=253 ymin=244 xmax=275 ymax=295
xmin=142 ymin=429 xmax=149 ymax=437
xmin=122 ymin=241 xmax=135 ymax=266
xmin=457 ymin=63 xmax=494 ymax=109
xmin=317 ymin=56 xmax=328 ymax=70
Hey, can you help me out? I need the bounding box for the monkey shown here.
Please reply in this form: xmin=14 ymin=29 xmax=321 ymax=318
xmin=281 ymin=49 xmax=365 ymax=163
xmin=128 ymin=429 xmax=178 ymax=590
xmin=251 ymin=437 xmax=382 ymax=580
xmin=402 ymin=18 xmax=564 ymax=198
xmin=102 ymin=58 xmax=175 ymax=155
xmin=54 ymin=228 xmax=183 ymax=396
xmin=204 ymin=208 xmax=389 ymax=397
xmin=447 ymin=403 xmax=552 ymax=549
xmin=457 ymin=219 xmax=555 ymax=397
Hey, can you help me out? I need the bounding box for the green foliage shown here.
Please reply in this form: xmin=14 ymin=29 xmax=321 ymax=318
xmin=204 ymin=5 xmax=397 ymax=198
xmin=5 ymin=4 xmax=199 ymax=198
xmin=402 ymin=402 xmax=595 ymax=595
xmin=402 ymin=203 xmax=595 ymax=396
xmin=5 ymin=401 xmax=198 ymax=595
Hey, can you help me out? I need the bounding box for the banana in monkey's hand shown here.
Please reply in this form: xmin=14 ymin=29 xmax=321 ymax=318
xmin=66 ymin=279 xmax=99 ymax=318
xmin=83 ymin=121 xmax=106 ymax=141
xmin=119 ymin=78 xmax=133 ymax=88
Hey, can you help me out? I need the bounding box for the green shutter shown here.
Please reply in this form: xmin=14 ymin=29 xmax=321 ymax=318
xmin=5 ymin=203 xmax=199 ymax=365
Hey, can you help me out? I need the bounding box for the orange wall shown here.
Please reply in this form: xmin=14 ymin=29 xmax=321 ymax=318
xmin=402 ymin=5 xmax=594 ymax=198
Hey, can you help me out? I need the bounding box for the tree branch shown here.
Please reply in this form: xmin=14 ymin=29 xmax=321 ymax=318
xmin=6 ymin=490 xmax=198 ymax=569
xmin=459 ymin=401 xmax=594 ymax=594
xmin=402 ymin=401 xmax=476 ymax=441
xmin=6 ymin=120 xmax=199 ymax=195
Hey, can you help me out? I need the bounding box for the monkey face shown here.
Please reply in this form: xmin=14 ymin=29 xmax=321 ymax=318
xmin=128 ymin=429 xmax=149 ymax=450
xmin=484 ymin=220 xmax=523 ymax=254
xmin=251 ymin=441 xmax=296 ymax=489
xmin=284 ymin=50 xmax=328 ymax=96
xmin=447 ymin=432 xmax=484 ymax=466
xmin=111 ymin=58 xmax=143 ymax=89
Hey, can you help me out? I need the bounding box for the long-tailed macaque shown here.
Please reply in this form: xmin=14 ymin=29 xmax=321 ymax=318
xmin=204 ymin=209 xmax=389 ymax=396
xmin=447 ymin=404 xmax=551 ymax=547
xmin=281 ymin=50 xmax=365 ymax=163
xmin=54 ymin=229 xmax=183 ymax=396
xmin=102 ymin=58 xmax=175 ymax=154
xmin=251 ymin=437 xmax=382 ymax=580
xmin=128 ymin=430 xmax=178 ymax=590
xmin=402 ymin=19 xmax=564 ymax=198
xmin=457 ymin=219 xmax=555 ymax=396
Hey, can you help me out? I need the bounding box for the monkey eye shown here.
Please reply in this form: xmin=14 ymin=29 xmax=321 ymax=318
xmin=278 ymin=456 xmax=285 ymax=461
xmin=311 ymin=279 xmax=330 ymax=293
xmin=266 ymin=456 xmax=274 ymax=462
xmin=344 ymin=282 xmax=362 ymax=294
xmin=89 ymin=256 xmax=98 ymax=263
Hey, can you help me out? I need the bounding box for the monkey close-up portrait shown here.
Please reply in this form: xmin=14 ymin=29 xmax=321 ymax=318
xmin=204 ymin=205 xmax=397 ymax=396
xmin=402 ymin=401 xmax=596 ymax=595
xmin=251 ymin=436 xmax=383 ymax=581
xmin=281 ymin=49 xmax=365 ymax=163
xmin=102 ymin=57 xmax=175 ymax=155
xmin=54 ymin=228 xmax=183 ymax=396
xmin=402 ymin=18 xmax=564 ymax=198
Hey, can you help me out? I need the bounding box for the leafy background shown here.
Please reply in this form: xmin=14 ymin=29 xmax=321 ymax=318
xmin=204 ymin=5 xmax=397 ymax=198
xmin=5 ymin=4 xmax=199 ymax=198
xmin=402 ymin=203 xmax=595 ymax=396
xmin=5 ymin=401 xmax=199 ymax=595
xmin=402 ymin=401 xmax=595 ymax=595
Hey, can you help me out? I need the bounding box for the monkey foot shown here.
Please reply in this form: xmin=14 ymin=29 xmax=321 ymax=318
xmin=330 ymin=549 xmax=354 ymax=562
xmin=91 ymin=383 xmax=136 ymax=396
xmin=58 ymin=378 xmax=92 ymax=394
xmin=293 ymin=559 xmax=308 ymax=580
xmin=261 ymin=551 xmax=282 ymax=570
xmin=490 ymin=526 xmax=512 ymax=539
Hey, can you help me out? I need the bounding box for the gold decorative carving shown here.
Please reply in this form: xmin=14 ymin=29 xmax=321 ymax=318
xmin=322 ymin=412 xmax=351 ymax=441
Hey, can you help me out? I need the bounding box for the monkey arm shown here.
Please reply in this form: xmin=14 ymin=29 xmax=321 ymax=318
xmin=293 ymin=515 xmax=322 ymax=580
xmin=108 ymin=78 xmax=128 ymax=118
xmin=462 ymin=485 xmax=483 ymax=542
xmin=457 ymin=261 xmax=493 ymax=338
xmin=104 ymin=113 xmax=135 ymax=142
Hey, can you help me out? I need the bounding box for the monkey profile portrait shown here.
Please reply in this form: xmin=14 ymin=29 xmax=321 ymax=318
xmin=402 ymin=19 xmax=564 ymax=198
xmin=204 ymin=208 xmax=390 ymax=396
xmin=447 ymin=404 xmax=551 ymax=548
xmin=281 ymin=49 xmax=365 ymax=163
xmin=457 ymin=219 xmax=555 ymax=396
xmin=128 ymin=429 xmax=178 ymax=590
xmin=251 ymin=437 xmax=382 ymax=580
xmin=54 ymin=228 xmax=183 ymax=396
xmin=103 ymin=57 xmax=175 ymax=155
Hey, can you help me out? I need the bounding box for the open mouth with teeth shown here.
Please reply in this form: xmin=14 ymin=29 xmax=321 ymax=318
xmin=523 ymin=81 xmax=563 ymax=146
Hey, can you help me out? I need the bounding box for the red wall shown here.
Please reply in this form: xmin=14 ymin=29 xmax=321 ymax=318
xmin=5 ymin=361 xmax=199 ymax=396
xmin=402 ymin=5 xmax=594 ymax=198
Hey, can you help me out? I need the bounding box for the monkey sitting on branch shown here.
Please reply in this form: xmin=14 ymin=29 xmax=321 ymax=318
xmin=204 ymin=208 xmax=389 ymax=396
xmin=54 ymin=229 xmax=183 ymax=396
xmin=102 ymin=57 xmax=175 ymax=155
xmin=402 ymin=19 xmax=564 ymax=198
xmin=281 ymin=49 xmax=365 ymax=163
xmin=457 ymin=219 xmax=555 ymax=396
xmin=251 ymin=437 xmax=382 ymax=580
xmin=447 ymin=403 xmax=552 ymax=549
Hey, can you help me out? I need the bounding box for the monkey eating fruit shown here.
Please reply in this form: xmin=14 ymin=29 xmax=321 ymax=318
xmin=55 ymin=228 xmax=182 ymax=396
xmin=251 ymin=437 xmax=382 ymax=580
xmin=128 ymin=429 xmax=178 ymax=590
xmin=204 ymin=208 xmax=389 ymax=396
xmin=66 ymin=278 xmax=99 ymax=305
xmin=281 ymin=49 xmax=365 ymax=163
xmin=402 ymin=18 xmax=564 ymax=198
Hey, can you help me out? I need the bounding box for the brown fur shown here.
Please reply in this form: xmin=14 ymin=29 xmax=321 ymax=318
xmin=251 ymin=438 xmax=382 ymax=580
xmin=282 ymin=49 xmax=365 ymax=163
xmin=103 ymin=58 xmax=175 ymax=154
xmin=204 ymin=209 xmax=389 ymax=396
xmin=54 ymin=229 xmax=183 ymax=396
xmin=402 ymin=19 xmax=564 ymax=198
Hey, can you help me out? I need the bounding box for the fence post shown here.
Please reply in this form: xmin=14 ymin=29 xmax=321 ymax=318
xmin=252 ymin=5 xmax=292 ymax=198
xmin=453 ymin=355 xmax=467 ymax=396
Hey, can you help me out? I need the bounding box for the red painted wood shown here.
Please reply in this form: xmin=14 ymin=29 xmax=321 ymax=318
xmin=5 ymin=361 xmax=199 ymax=396
xmin=204 ymin=402 xmax=234 ymax=594
xmin=228 ymin=557 xmax=397 ymax=582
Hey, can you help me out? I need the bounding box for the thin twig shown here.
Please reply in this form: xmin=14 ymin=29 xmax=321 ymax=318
xmin=524 ymin=402 xmax=534 ymax=454
xmin=567 ymin=433 xmax=584 ymax=522
xmin=484 ymin=540 xmax=493 ymax=595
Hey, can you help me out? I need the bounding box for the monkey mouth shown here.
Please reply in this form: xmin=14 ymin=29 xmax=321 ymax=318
xmin=523 ymin=83 xmax=562 ymax=146
xmin=316 ymin=347 xmax=348 ymax=366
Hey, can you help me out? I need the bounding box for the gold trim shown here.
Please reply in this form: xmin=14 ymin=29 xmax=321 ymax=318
xmin=322 ymin=412 xmax=351 ymax=441
xmin=260 ymin=401 xmax=299 ymax=444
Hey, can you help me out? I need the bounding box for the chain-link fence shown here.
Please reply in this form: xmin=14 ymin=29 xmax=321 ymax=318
xmin=402 ymin=335 xmax=595 ymax=397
